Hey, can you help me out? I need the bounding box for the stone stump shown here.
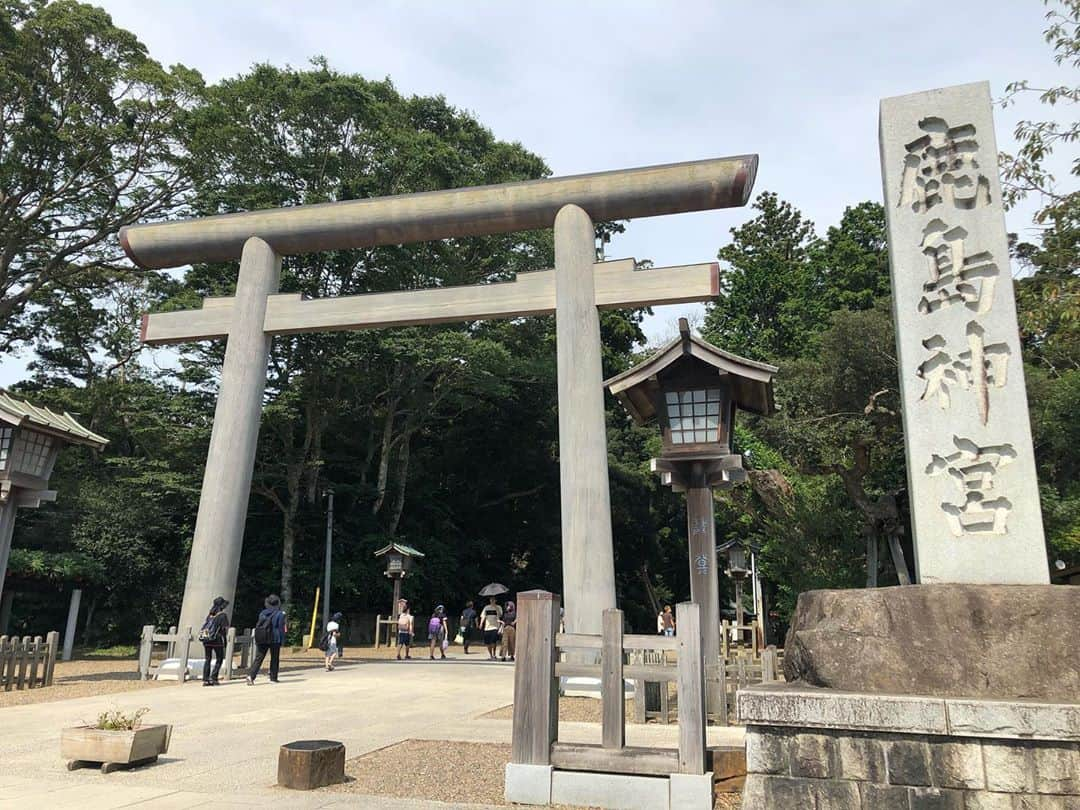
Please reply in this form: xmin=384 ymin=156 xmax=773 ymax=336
xmin=277 ymin=739 xmax=345 ymax=790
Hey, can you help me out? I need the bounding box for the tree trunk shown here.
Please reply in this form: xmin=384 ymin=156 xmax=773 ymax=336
xmin=638 ymin=563 xmax=661 ymax=617
xmin=387 ymin=430 xmax=412 ymax=537
xmin=372 ymin=398 xmax=399 ymax=515
xmin=865 ymin=529 xmax=879 ymax=588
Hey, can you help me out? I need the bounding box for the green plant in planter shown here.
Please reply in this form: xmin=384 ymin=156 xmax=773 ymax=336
xmin=93 ymin=707 xmax=150 ymax=731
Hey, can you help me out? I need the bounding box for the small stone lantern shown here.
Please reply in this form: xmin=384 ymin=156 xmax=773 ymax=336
xmin=606 ymin=319 xmax=776 ymax=714
xmin=373 ymin=542 xmax=424 ymax=622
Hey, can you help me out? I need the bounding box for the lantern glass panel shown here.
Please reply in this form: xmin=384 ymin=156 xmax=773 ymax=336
xmin=11 ymin=430 xmax=54 ymax=477
xmin=0 ymin=427 xmax=12 ymax=471
xmin=665 ymin=388 xmax=723 ymax=445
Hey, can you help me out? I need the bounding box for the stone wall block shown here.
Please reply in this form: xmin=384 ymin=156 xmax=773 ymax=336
xmin=739 ymin=774 xmax=766 ymax=810
xmin=888 ymin=738 xmax=934 ymax=786
xmin=745 ymin=727 xmax=790 ymax=775
xmin=837 ymin=732 xmax=887 ymax=782
xmin=792 ymin=732 xmax=837 ymax=779
xmin=931 ymin=740 xmax=986 ymax=790
xmin=860 ymin=783 xmax=912 ymax=810
xmin=1012 ymin=794 xmax=1075 ymax=809
xmin=983 ymin=741 xmax=1036 ymax=793
xmin=961 ymin=791 xmax=1015 ymax=810
xmin=759 ymin=774 xmax=816 ymax=808
xmin=1031 ymin=742 xmax=1080 ymax=795
xmin=910 ymin=786 xmax=965 ymax=809
xmin=815 ymin=778 xmax=861 ymax=810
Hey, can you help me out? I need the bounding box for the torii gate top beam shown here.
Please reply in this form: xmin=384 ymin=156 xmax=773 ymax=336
xmin=120 ymin=155 xmax=757 ymax=269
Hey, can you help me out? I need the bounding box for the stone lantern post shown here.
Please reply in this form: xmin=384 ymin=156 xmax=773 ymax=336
xmin=605 ymin=319 xmax=776 ymax=714
xmin=373 ymin=541 xmax=424 ymax=623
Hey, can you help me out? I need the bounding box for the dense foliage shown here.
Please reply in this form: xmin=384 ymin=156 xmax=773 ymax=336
xmin=0 ymin=1 xmax=1075 ymax=644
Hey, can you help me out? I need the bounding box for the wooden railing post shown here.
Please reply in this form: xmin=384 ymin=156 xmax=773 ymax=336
xmin=510 ymin=590 xmax=560 ymax=766
xmin=15 ymin=635 xmax=30 ymax=689
xmin=166 ymin=625 xmax=178 ymax=658
xmin=676 ymin=602 xmax=706 ymax=775
xmin=240 ymin=630 xmax=252 ymax=669
xmin=44 ymin=630 xmax=59 ymax=686
xmin=27 ymin=635 xmax=41 ymax=688
xmin=223 ymin=626 xmax=237 ymax=681
xmin=601 ymin=608 xmax=625 ymax=749
xmin=762 ymin=645 xmax=778 ymax=683
xmin=138 ymin=625 xmax=154 ymax=680
xmin=1 ymin=635 xmax=10 ymax=690
xmin=176 ymin=626 xmax=192 ymax=683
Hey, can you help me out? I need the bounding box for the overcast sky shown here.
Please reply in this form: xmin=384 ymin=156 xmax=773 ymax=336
xmin=2 ymin=1 xmax=1071 ymax=383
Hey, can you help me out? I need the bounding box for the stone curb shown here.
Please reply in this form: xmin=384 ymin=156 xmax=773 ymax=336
xmin=737 ymin=684 xmax=1080 ymax=742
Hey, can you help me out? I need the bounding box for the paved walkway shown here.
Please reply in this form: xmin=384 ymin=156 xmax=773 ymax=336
xmin=0 ymin=656 xmax=744 ymax=809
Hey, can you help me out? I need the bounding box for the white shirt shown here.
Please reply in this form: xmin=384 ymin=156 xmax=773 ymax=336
xmin=326 ymin=621 xmax=339 ymax=633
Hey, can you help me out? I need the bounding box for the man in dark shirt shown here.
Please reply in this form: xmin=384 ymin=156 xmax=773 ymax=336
xmin=459 ymin=601 xmax=478 ymax=654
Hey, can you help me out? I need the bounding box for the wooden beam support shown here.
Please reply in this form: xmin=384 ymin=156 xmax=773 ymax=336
xmin=141 ymin=259 xmax=719 ymax=346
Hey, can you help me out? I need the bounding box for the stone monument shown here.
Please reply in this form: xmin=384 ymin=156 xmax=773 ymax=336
xmin=738 ymin=82 xmax=1078 ymax=809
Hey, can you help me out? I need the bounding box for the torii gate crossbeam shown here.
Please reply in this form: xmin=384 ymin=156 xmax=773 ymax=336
xmin=124 ymin=155 xmax=758 ymax=640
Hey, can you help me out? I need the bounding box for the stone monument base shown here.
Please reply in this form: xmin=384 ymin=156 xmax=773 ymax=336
xmin=783 ymin=585 xmax=1080 ymax=700
xmin=737 ymin=684 xmax=1080 ymax=808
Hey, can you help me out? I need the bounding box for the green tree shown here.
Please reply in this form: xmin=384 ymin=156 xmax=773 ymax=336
xmin=703 ymin=192 xmax=822 ymax=361
xmin=0 ymin=0 xmax=199 ymax=347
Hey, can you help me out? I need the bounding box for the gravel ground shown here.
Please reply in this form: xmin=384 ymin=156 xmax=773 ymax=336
xmin=322 ymin=739 xmax=741 ymax=808
xmin=482 ymin=697 xmax=637 ymax=723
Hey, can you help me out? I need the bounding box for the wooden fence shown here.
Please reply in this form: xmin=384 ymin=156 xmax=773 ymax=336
xmin=510 ymin=590 xmax=708 ymax=777
xmin=0 ymin=632 xmax=59 ymax=691
xmin=137 ymin=625 xmax=254 ymax=682
xmin=713 ymin=645 xmax=781 ymax=724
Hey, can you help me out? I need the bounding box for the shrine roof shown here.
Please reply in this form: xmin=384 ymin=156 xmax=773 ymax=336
xmin=373 ymin=542 xmax=425 ymax=558
xmin=604 ymin=319 xmax=778 ymax=425
xmin=0 ymin=391 xmax=109 ymax=450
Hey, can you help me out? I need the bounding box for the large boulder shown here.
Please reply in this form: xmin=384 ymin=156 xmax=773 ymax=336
xmin=783 ymin=585 xmax=1080 ymax=701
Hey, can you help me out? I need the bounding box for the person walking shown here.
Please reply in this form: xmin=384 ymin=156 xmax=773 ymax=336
xmin=246 ymin=594 xmax=286 ymax=685
xmin=323 ymin=614 xmax=341 ymax=671
xmin=396 ymin=599 xmax=414 ymax=660
xmin=479 ymin=596 xmax=503 ymax=660
xmin=660 ymin=605 xmax=675 ymax=637
xmin=199 ymin=596 xmax=229 ymax=686
xmin=331 ymin=612 xmax=346 ymax=659
xmin=459 ymin=600 xmax=478 ymax=654
xmin=428 ymin=605 xmax=448 ymax=660
xmin=499 ymin=600 xmax=517 ymax=662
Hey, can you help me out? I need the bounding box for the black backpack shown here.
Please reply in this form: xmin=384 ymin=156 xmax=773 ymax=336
xmin=318 ymin=630 xmax=332 ymax=651
xmin=198 ymin=614 xmax=221 ymax=643
xmin=253 ymin=612 xmax=274 ymax=645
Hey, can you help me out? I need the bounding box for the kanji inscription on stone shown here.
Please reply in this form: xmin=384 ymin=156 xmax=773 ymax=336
xmin=880 ymin=81 xmax=1048 ymax=584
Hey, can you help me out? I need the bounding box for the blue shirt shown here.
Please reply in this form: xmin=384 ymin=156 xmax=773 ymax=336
xmin=258 ymin=607 xmax=287 ymax=644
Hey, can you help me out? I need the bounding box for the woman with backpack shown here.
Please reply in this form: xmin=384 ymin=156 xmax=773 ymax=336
xmin=246 ymin=594 xmax=287 ymax=685
xmin=322 ymin=614 xmax=340 ymax=671
xmin=499 ymin=600 xmax=517 ymax=662
xmin=199 ymin=596 xmax=230 ymax=686
xmin=428 ymin=605 xmax=448 ymax=660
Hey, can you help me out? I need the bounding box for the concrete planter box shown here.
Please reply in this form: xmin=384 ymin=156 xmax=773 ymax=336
xmin=61 ymin=724 xmax=172 ymax=773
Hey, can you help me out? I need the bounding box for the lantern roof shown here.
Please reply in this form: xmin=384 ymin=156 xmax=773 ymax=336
xmin=373 ymin=541 xmax=425 ymax=559
xmin=0 ymin=391 xmax=108 ymax=450
xmin=604 ymin=319 xmax=777 ymax=425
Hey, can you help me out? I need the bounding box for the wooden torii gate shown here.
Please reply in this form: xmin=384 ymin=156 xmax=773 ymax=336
xmin=123 ymin=155 xmax=758 ymax=637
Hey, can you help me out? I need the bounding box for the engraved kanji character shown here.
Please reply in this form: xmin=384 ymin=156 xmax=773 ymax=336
xmin=898 ymin=117 xmax=991 ymax=213
xmin=925 ymin=436 xmax=1017 ymax=536
xmin=917 ymin=219 xmax=998 ymax=315
xmin=917 ymin=323 xmax=1009 ymax=424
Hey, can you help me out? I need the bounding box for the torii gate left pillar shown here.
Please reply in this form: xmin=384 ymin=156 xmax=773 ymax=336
xmin=124 ymin=156 xmax=758 ymax=637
